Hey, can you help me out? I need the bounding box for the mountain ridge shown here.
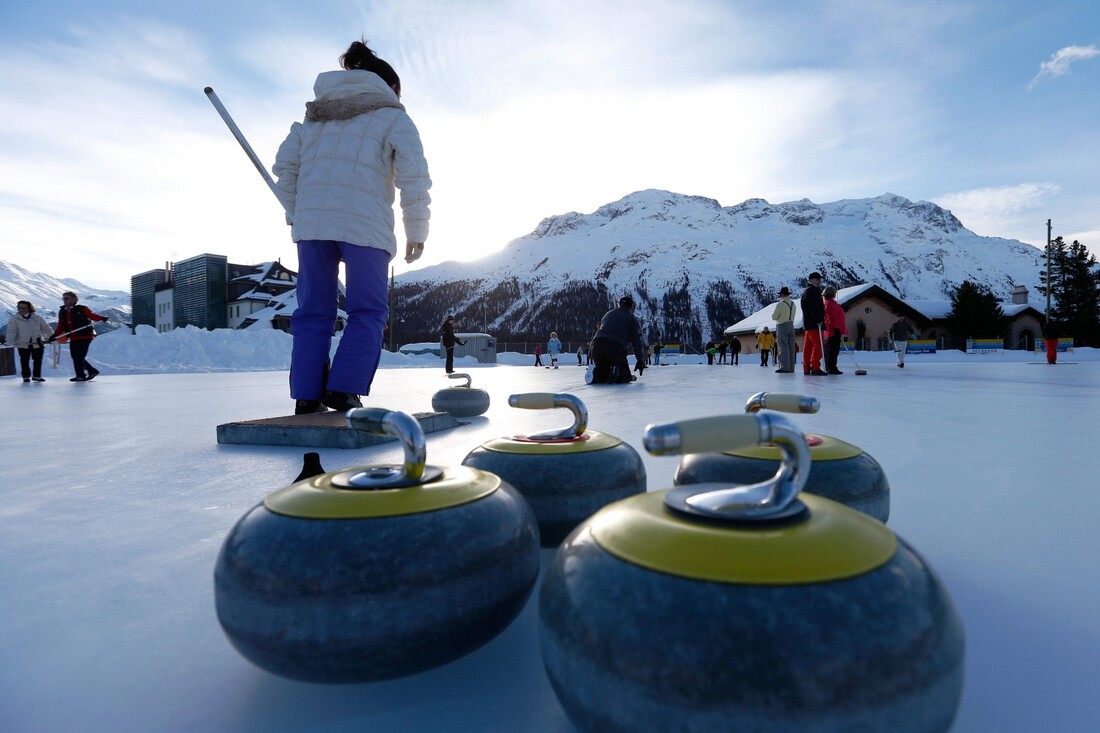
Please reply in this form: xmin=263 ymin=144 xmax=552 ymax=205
xmin=392 ymin=189 xmax=1045 ymax=346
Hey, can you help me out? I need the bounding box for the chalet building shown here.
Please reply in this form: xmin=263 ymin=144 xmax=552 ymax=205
xmin=723 ymin=283 xmax=1043 ymax=352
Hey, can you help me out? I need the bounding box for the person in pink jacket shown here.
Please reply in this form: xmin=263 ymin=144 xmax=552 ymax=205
xmin=822 ymin=286 xmax=849 ymax=375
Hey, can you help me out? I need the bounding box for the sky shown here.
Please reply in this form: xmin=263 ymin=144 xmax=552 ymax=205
xmin=2 ymin=0 xmax=1099 ymax=292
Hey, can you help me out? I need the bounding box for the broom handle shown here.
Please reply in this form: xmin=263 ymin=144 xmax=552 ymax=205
xmin=204 ymin=87 xmax=292 ymax=215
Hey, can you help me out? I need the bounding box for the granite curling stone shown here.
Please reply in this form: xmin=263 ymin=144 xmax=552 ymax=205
xmin=215 ymin=408 xmax=539 ymax=683
xmin=675 ymin=391 xmax=890 ymax=522
xmin=462 ymin=392 xmax=645 ymax=547
xmin=431 ymin=372 xmax=490 ymax=417
xmin=540 ymin=411 xmax=965 ymax=733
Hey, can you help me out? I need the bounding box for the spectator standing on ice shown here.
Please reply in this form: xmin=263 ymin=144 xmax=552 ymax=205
xmin=441 ymin=315 xmax=465 ymax=373
xmin=274 ymin=40 xmax=431 ymax=414
xmin=1042 ymin=318 xmax=1062 ymax=365
xmin=800 ymin=272 xmax=826 ymax=375
xmin=533 ymin=343 xmax=543 ymax=367
xmin=547 ymin=332 xmax=562 ymax=368
xmin=49 ymin=292 xmax=108 ymax=382
xmin=653 ymin=339 xmax=662 ymax=365
xmin=577 ymin=344 xmax=585 ymax=366
xmin=822 ymin=286 xmax=848 ymax=375
xmin=890 ymin=315 xmax=916 ymax=368
xmin=728 ymin=336 xmax=741 ymax=365
xmin=717 ymin=340 xmax=728 ymax=364
xmin=771 ymin=286 xmax=796 ymax=373
xmin=589 ymin=296 xmax=647 ymax=384
xmin=705 ymin=341 xmax=716 ymax=365
xmin=6 ymin=301 xmax=53 ymax=383
xmin=755 ymin=327 xmax=775 ymax=367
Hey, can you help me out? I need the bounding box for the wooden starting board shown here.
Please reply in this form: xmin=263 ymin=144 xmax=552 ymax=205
xmin=216 ymin=410 xmax=462 ymax=448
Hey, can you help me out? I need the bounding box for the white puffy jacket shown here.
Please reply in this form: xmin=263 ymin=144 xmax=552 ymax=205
xmin=273 ymin=70 xmax=431 ymax=259
xmin=6 ymin=312 xmax=53 ymax=349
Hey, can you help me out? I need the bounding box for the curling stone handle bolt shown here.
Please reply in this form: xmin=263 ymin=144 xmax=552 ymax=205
xmin=745 ymin=392 xmax=820 ymax=415
xmin=448 ymin=373 xmax=473 ymax=388
xmin=508 ymin=393 xmax=588 ymax=440
xmin=346 ymin=408 xmax=426 ymax=482
xmin=645 ymin=413 xmax=811 ymax=519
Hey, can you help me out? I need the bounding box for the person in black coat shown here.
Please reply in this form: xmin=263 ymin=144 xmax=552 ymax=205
xmin=441 ymin=315 xmax=465 ymax=373
xmin=800 ymin=272 xmax=826 ymax=375
xmin=589 ymin=296 xmax=647 ymax=384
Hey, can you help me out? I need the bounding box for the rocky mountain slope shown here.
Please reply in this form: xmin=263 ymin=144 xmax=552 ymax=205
xmin=1 ymin=260 xmax=130 ymax=331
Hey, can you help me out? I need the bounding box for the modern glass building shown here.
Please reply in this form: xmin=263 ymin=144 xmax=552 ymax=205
xmin=130 ymin=267 xmax=170 ymax=327
xmin=171 ymin=254 xmax=228 ymax=330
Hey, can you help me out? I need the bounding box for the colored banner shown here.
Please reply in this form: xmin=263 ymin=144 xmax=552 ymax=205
xmin=906 ymin=339 xmax=936 ymax=354
xmin=966 ymin=339 xmax=1003 ymax=354
xmin=1034 ymin=338 xmax=1075 ymax=353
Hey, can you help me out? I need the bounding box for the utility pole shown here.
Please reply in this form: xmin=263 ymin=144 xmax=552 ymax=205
xmin=1045 ymin=219 xmax=1052 ymax=323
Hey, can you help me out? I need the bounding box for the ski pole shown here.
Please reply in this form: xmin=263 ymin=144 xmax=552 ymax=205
xmin=203 ymin=86 xmax=291 ymax=214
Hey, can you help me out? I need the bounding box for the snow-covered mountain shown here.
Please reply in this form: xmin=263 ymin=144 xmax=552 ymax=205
xmin=0 ymin=260 xmax=130 ymax=330
xmin=393 ymin=189 xmax=1046 ymax=345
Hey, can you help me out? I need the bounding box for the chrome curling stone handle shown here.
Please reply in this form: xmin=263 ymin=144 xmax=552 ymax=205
xmin=644 ymin=412 xmax=811 ymax=523
xmin=334 ymin=408 xmax=439 ymax=488
xmin=745 ymin=392 xmax=820 ymax=415
xmin=508 ymin=393 xmax=588 ymax=441
xmin=447 ymin=372 xmax=474 ymax=388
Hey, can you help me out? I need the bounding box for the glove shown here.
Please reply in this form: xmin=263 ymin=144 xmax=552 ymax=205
xmin=404 ymin=241 xmax=424 ymax=264
xmin=634 ymin=362 xmax=645 ymax=375
xmin=842 ymin=335 xmax=848 ymax=342
xmin=48 ymin=335 xmax=57 ymax=343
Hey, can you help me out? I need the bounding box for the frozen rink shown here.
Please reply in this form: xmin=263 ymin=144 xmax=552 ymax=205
xmin=2 ymin=349 xmax=1099 ymax=732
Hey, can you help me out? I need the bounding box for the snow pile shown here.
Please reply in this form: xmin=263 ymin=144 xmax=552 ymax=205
xmin=70 ymin=324 xmax=537 ymax=375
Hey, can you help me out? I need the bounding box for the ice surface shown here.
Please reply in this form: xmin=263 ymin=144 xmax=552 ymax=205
xmin=1 ymin=329 xmax=1098 ymax=732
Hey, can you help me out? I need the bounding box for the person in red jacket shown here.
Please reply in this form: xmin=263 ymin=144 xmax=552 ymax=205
xmin=822 ymin=286 xmax=849 ymax=375
xmin=49 ymin=291 xmax=108 ymax=381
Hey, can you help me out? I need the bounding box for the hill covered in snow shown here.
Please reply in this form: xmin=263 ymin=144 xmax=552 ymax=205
xmin=393 ymin=189 xmax=1046 ymax=346
xmin=0 ymin=259 xmax=130 ymax=329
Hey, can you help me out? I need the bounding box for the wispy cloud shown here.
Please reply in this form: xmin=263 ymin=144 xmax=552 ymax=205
xmin=1028 ymin=45 xmax=1100 ymax=90
xmin=934 ymin=183 xmax=1060 ymax=239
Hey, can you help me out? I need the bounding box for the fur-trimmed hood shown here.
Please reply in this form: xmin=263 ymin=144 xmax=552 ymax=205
xmin=306 ymin=92 xmax=405 ymax=122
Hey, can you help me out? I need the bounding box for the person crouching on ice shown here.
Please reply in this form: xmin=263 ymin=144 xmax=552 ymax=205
xmin=589 ymin=296 xmax=646 ymax=384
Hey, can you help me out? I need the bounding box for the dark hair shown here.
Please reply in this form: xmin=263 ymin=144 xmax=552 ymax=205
xmin=340 ymin=40 xmax=401 ymax=95
xmin=619 ymin=295 xmax=635 ymax=309
xmin=17 ymin=300 xmax=35 ymax=312
xmin=62 ymin=291 xmax=78 ymax=301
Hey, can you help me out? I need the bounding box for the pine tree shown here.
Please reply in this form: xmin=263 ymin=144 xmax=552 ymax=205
xmin=1039 ymin=237 xmax=1100 ymax=347
xmin=943 ymin=280 xmax=1006 ymax=342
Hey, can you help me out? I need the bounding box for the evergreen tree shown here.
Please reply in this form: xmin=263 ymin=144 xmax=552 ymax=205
xmin=943 ymin=280 xmax=1006 ymax=341
xmin=1038 ymin=237 xmax=1100 ymax=346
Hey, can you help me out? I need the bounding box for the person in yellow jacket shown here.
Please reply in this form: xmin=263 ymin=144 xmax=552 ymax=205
xmin=755 ymin=327 xmax=776 ymax=367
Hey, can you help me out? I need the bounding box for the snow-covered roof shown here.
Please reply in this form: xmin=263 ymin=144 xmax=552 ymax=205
xmin=725 ymin=283 xmax=1043 ymax=335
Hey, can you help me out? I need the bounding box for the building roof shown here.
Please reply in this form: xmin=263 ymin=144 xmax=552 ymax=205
xmin=723 ymin=283 xmax=1041 ymax=336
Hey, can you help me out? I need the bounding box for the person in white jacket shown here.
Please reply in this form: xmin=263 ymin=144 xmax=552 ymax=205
xmin=274 ymin=40 xmax=432 ymax=415
xmin=6 ymin=301 xmax=54 ymax=382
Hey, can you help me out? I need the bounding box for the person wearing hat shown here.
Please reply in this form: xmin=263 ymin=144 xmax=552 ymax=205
xmin=771 ymin=286 xmax=797 ymax=373
xmin=800 ymin=272 xmax=827 ymax=376
xmin=589 ymin=295 xmax=647 ymax=384
xmin=441 ymin=315 xmax=465 ymax=373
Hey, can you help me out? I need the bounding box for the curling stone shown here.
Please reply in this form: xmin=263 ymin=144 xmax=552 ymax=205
xmin=462 ymin=393 xmax=645 ymax=547
xmin=540 ymin=412 xmax=964 ymax=733
xmin=675 ymin=391 xmax=890 ymax=522
xmin=214 ymin=408 xmax=539 ymax=683
xmin=431 ymin=372 xmax=490 ymax=417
